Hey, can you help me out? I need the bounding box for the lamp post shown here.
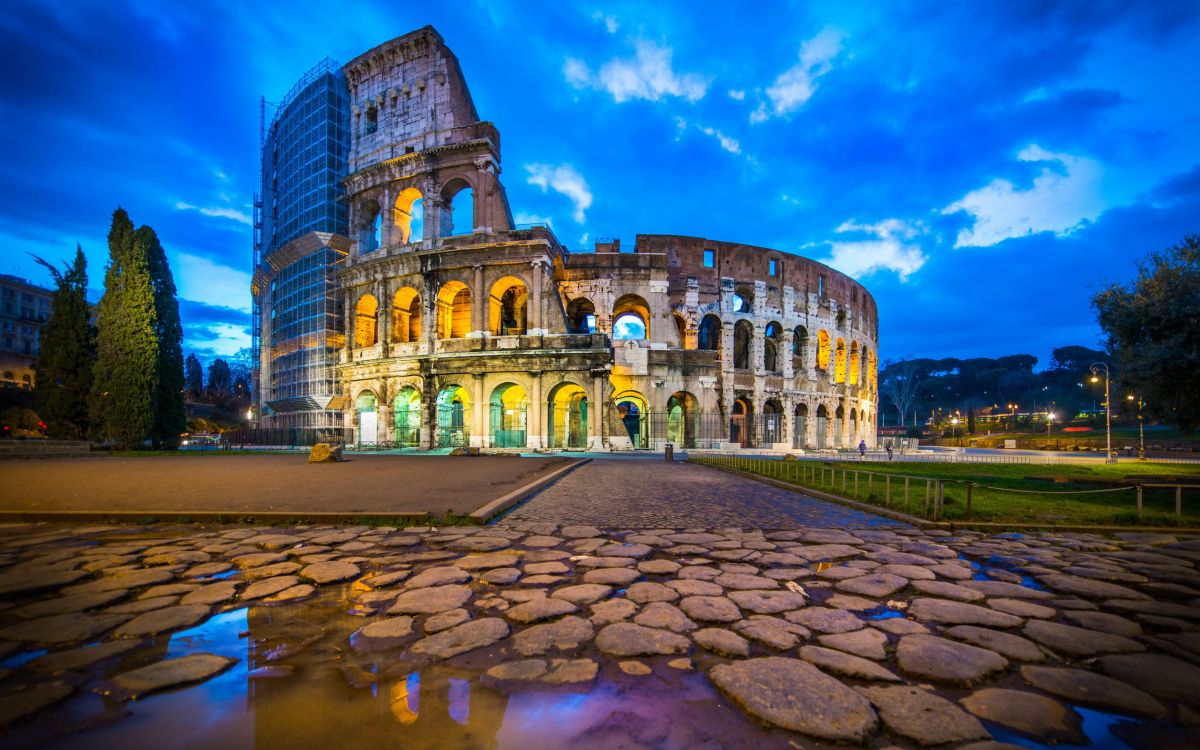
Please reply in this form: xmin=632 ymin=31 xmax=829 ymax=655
xmin=1007 ymin=403 xmax=1018 ymax=432
xmin=1047 ymin=411 xmax=1054 ymax=437
xmin=1127 ymin=394 xmax=1145 ymax=461
xmin=1090 ymin=363 xmax=1115 ymax=463
xmin=951 ymin=416 xmax=959 ymax=441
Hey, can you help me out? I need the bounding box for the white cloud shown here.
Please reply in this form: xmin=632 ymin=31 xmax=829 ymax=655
xmin=819 ymin=219 xmax=927 ymax=281
xmin=591 ymin=11 xmax=618 ymax=33
xmin=525 ymin=163 xmax=593 ymax=223
xmin=698 ymin=125 xmax=741 ymax=154
xmin=579 ymin=232 xmax=590 ymax=246
xmin=514 ymin=211 xmax=554 ymax=228
xmin=942 ymin=145 xmax=1105 ymax=247
xmin=186 ymin=323 xmax=251 ymax=357
xmin=565 ymin=40 xmax=708 ymax=103
xmin=727 ymin=89 xmax=745 ymax=101
xmin=751 ymin=28 xmax=843 ymax=123
xmin=174 ymin=200 xmax=252 ymax=226
xmin=172 ymin=252 xmax=253 ymax=312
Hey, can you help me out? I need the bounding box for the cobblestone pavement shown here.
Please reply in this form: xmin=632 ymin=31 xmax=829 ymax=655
xmin=1 ymin=521 xmax=1199 ymax=749
xmin=504 ymin=459 xmax=907 ymax=528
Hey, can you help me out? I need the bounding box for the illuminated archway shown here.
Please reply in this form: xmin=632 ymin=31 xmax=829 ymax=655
xmin=490 ymin=383 xmax=528 ymax=448
xmin=614 ymin=390 xmax=648 ymax=448
xmin=730 ymin=396 xmax=753 ymax=447
xmin=440 ymin=178 xmax=474 ymax=236
xmin=567 ymin=297 xmax=596 ymax=334
xmin=395 ymin=187 xmax=424 ymax=244
xmin=667 ymin=390 xmax=698 ymax=448
xmin=356 ymin=390 xmax=378 ymax=444
xmin=835 ymin=404 xmax=846 ymax=447
xmin=816 ymin=330 xmax=831 ymax=370
xmin=548 ymin=382 xmax=587 ymax=449
xmin=612 ymin=294 xmax=650 ymax=340
xmin=392 ymin=386 xmax=421 ymax=447
xmin=435 ymin=385 xmax=471 ymax=447
xmin=436 ymin=280 xmax=472 ymax=339
xmin=793 ymin=326 xmax=809 ymax=369
xmin=488 ymin=276 xmax=528 ymax=336
xmin=391 ymin=287 xmax=421 ymax=344
xmin=849 ymin=342 xmax=861 ymax=385
xmin=816 ymin=404 xmax=828 ymax=449
xmin=358 ymin=199 xmax=381 ymax=253
xmin=698 ymin=314 xmax=721 ymax=351
xmin=849 ymin=407 xmax=859 ymax=444
xmin=673 ymin=313 xmax=688 ymax=348
xmin=354 ymin=294 xmax=378 ymax=347
xmin=731 ymin=289 xmax=753 ymax=313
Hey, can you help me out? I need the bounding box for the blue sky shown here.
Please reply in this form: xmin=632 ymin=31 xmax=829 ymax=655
xmin=2 ymin=1 xmax=1198 ymax=369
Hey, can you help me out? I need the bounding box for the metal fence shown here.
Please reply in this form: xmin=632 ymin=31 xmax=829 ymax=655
xmin=221 ymin=427 xmax=352 ymax=449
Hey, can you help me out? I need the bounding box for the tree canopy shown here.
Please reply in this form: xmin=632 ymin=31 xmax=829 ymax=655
xmin=33 ymin=246 xmax=95 ymax=438
xmin=1094 ymin=234 xmax=1200 ymax=434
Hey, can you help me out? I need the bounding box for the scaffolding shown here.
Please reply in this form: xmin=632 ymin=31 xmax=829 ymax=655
xmin=252 ymin=58 xmax=351 ymax=436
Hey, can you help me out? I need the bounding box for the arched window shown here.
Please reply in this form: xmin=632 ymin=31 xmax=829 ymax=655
xmin=614 ymin=391 xmax=648 ymax=448
xmin=816 ymin=330 xmax=831 ymax=370
xmin=793 ymin=403 xmax=808 ymax=448
xmin=834 ymin=338 xmax=847 ymax=383
xmin=613 ymin=294 xmax=650 ymax=340
xmin=666 ymin=391 xmax=698 ymax=448
xmin=359 ymin=200 xmax=382 ymax=253
xmin=764 ymin=322 xmax=782 ymax=372
xmin=393 ymin=387 xmax=421 ymax=447
xmin=490 ymin=383 xmax=528 ymax=448
xmin=435 ymin=385 xmax=471 ymax=447
xmin=548 ymin=382 xmax=588 ymax=449
xmin=731 ymin=290 xmax=752 ymax=313
xmin=816 ymin=404 xmax=828 ymax=449
xmin=436 ymin=281 xmax=471 ymax=339
xmin=354 ymin=294 xmax=378 ymax=347
xmin=396 ymin=187 xmax=424 ymax=244
xmin=848 ymin=342 xmax=860 ymax=385
xmin=763 ymin=399 xmax=782 ymax=443
xmin=792 ymin=326 xmax=808 ymax=365
xmin=733 ymin=320 xmax=753 ymax=369
xmin=489 ymin=276 xmax=528 ymax=335
xmin=391 ymin=287 xmax=421 ymax=343
xmin=698 ymin=314 xmax=721 ymax=351
xmin=566 ymin=297 xmax=596 ymax=334
xmin=440 ymin=179 xmax=475 ymax=236
xmin=673 ymin=314 xmax=688 ymax=348
xmin=356 ymin=390 xmax=378 ymax=444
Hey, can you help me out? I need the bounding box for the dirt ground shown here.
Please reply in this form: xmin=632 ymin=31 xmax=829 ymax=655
xmin=0 ymin=454 xmax=575 ymax=516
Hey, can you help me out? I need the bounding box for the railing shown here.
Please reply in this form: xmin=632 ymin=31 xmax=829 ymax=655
xmin=811 ymin=450 xmax=1200 ymax=466
xmin=695 ymin=454 xmax=1200 ymax=526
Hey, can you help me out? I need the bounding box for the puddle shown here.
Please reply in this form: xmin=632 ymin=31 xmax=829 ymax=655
xmin=983 ymin=705 xmax=1142 ymax=749
xmin=196 ymin=570 xmax=237 ymax=581
xmin=962 ymin=555 xmax=1048 ymax=592
xmin=1 ymin=648 xmax=48 ymax=669
xmin=860 ymin=605 xmax=904 ymax=620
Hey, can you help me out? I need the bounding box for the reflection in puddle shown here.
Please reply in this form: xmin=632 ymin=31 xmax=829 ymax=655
xmin=983 ymin=705 xmax=1140 ymax=749
xmin=1 ymin=648 xmax=48 ymax=669
xmin=962 ymin=556 xmax=1048 ymax=591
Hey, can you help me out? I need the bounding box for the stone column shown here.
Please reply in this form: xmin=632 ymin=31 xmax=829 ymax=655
xmin=473 ymin=374 xmax=486 ymax=448
xmin=344 ymin=289 xmax=356 ymax=356
xmin=472 ymin=264 xmax=486 ymax=337
xmin=752 ymin=325 xmax=765 ymax=373
xmin=377 ymin=278 xmax=391 ymax=357
xmin=420 ymin=375 xmax=436 ymax=450
xmin=529 ymin=372 xmax=543 ymax=449
xmin=529 ymin=259 xmax=544 ymax=334
xmin=590 ymin=373 xmax=604 ymax=449
xmin=380 ymin=187 xmax=395 ymax=249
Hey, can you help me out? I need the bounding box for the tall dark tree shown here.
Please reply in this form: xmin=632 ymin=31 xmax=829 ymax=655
xmin=184 ymin=353 xmax=204 ymax=399
xmin=33 ymin=246 xmax=95 ymax=438
xmin=90 ymin=208 xmax=159 ymax=449
xmin=1094 ymin=234 xmax=1200 ymax=433
xmin=138 ymin=225 xmax=186 ymax=448
xmin=207 ymin=359 xmax=232 ymax=401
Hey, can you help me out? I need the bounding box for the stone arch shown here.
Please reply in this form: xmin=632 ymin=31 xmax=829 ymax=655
xmin=358 ymin=198 xmax=382 ymax=254
xmin=395 ymin=187 xmax=424 ymax=244
xmin=816 ymin=330 xmax=831 ymax=370
xmin=732 ymin=287 xmax=753 ymax=313
xmin=835 ymin=404 xmax=846 ymax=447
xmin=730 ymin=395 xmax=754 ymax=447
xmin=614 ymin=390 xmax=648 ymax=449
xmin=850 ymin=407 xmax=859 ymax=444
xmin=490 ymin=382 xmax=528 ymax=448
xmin=698 ymin=314 xmax=721 ymax=351
xmin=436 ymin=280 xmax=472 ymax=339
xmin=792 ymin=326 xmax=809 ymax=368
xmin=354 ymin=293 xmax=379 ymax=347
xmin=613 ymin=294 xmax=650 ymax=340
xmin=816 ymin=404 xmax=828 ymax=449
xmin=764 ymin=321 xmax=783 ymax=372
xmin=667 ymin=390 xmax=699 ymax=448
xmin=392 ymin=385 xmax=421 ymax=446
xmin=435 ymin=384 xmax=471 ymax=447
xmin=547 ymin=381 xmax=588 ymax=449
xmin=835 ymin=338 xmax=847 ymax=383
xmin=673 ymin=313 xmax=688 ymax=348
xmin=356 ymin=390 xmax=378 ymax=444
xmin=793 ymin=403 xmax=809 ymax=448
xmin=566 ymin=297 xmax=596 ymax=334
xmin=440 ymin=176 xmax=475 ymax=237
xmin=763 ymin=398 xmax=783 ymax=443
xmin=391 ymin=287 xmax=421 ymax=343
xmin=489 ymin=276 xmax=528 ymax=336
xmin=733 ymin=320 xmax=753 ymax=369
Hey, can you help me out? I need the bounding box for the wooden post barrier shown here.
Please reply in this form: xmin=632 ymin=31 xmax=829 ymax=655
xmin=1137 ymin=485 xmax=1143 ymax=523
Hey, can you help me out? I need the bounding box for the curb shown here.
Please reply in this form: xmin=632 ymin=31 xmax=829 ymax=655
xmin=0 ymin=510 xmax=431 ymax=525
xmin=469 ymin=457 xmax=592 ymax=522
xmin=701 ymin=462 xmax=1200 ymax=535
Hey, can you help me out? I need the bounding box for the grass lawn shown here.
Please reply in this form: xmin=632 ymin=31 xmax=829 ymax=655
xmin=692 ymin=456 xmax=1200 ymax=527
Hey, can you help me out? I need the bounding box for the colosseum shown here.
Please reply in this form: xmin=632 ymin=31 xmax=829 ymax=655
xmin=255 ymin=27 xmax=878 ymax=453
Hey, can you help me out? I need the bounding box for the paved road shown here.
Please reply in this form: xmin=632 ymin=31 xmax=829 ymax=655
xmin=502 ymin=458 xmax=906 ymax=528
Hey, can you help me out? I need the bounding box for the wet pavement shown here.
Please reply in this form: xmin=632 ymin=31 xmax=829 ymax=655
xmin=0 ymin=521 xmax=1198 ymax=749
xmin=503 ymin=459 xmax=906 ymax=528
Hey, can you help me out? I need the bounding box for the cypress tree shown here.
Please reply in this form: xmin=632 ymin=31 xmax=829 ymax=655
xmin=139 ymin=224 xmax=186 ymax=448
xmin=90 ymin=208 xmax=159 ymax=449
xmin=33 ymin=246 xmax=96 ymax=439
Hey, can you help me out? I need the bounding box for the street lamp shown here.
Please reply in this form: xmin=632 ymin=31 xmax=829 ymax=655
xmin=1127 ymin=394 xmax=1145 ymax=461
xmin=1089 ymin=363 xmax=1115 ymax=463
xmin=951 ymin=416 xmax=959 ymax=440
xmin=1007 ymin=403 xmax=1019 ymax=432
xmin=1046 ymin=411 xmax=1055 ymax=436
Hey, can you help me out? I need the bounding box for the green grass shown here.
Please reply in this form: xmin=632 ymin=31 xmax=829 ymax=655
xmin=693 ymin=456 xmax=1200 ymax=527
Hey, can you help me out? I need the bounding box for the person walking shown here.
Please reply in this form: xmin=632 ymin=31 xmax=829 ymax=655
xmin=885 ymin=440 xmax=894 ymax=461
xmin=858 ymin=439 xmax=867 ymax=458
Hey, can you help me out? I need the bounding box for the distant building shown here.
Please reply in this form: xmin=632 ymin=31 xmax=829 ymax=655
xmin=251 ymin=58 xmax=352 ymax=437
xmin=0 ymin=274 xmax=53 ymax=389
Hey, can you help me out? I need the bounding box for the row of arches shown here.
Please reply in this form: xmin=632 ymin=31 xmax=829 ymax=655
xmin=354 ymin=381 xmax=590 ymax=449
xmin=356 ymin=180 xmax=477 ymax=253
xmin=352 ymin=275 xmax=530 ymax=346
xmin=695 ymin=314 xmax=874 ymax=384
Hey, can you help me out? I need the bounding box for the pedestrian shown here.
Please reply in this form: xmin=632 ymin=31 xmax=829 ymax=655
xmin=858 ymin=439 xmax=867 ymax=458
xmin=885 ymin=440 xmax=894 ymax=461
